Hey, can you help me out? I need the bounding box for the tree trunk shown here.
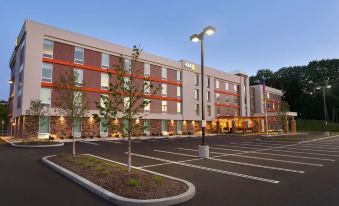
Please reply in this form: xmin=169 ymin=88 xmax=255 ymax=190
xmin=72 ymin=125 xmax=75 ymax=157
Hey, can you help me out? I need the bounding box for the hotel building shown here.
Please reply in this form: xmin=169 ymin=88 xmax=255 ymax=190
xmin=8 ymin=20 xmax=294 ymax=139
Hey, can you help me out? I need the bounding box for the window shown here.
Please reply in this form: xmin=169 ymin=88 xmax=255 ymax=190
xmin=195 ymin=104 xmax=199 ymax=115
xmin=74 ymin=69 xmax=83 ymax=86
xmin=226 ymin=107 xmax=230 ymax=115
xmin=144 ymin=63 xmax=150 ymax=77
xmin=216 ymin=80 xmax=220 ymax=89
xmin=124 ymin=77 xmax=130 ymax=90
xmin=161 ymin=83 xmax=167 ymax=96
xmin=226 ymin=96 xmax=230 ymax=104
xmin=207 ymin=105 xmax=211 ymax=116
xmin=272 ymin=103 xmax=275 ymax=110
xmin=234 ymin=84 xmax=238 ymax=92
xmin=162 ymin=101 xmax=167 ymax=113
xmin=100 ymin=119 xmax=108 ymax=133
xmin=39 ymin=116 xmax=50 ymax=134
xmin=195 ymin=89 xmax=199 ymax=100
xmin=162 ymin=67 xmax=167 ymax=79
xmin=124 ymin=97 xmax=130 ymax=111
xmin=177 ymin=120 xmax=182 ymax=132
xmin=74 ymin=47 xmax=84 ymax=64
xmin=177 ymin=70 xmax=181 ymax=82
xmin=43 ymin=39 xmax=54 ymax=58
xmin=124 ymin=59 xmax=131 ymax=73
xmin=267 ymin=92 xmax=270 ymax=99
xmin=42 ymin=63 xmax=53 ymax=83
xmin=195 ymin=74 xmax=199 ymax=86
xmin=177 ymin=102 xmax=182 ymax=114
xmin=216 ymin=107 xmax=220 ymax=115
xmin=19 ymin=39 xmax=25 ymax=71
xmin=73 ymin=118 xmax=81 ymax=133
xmin=216 ymin=93 xmax=220 ymax=101
xmin=73 ymin=91 xmax=83 ymax=107
xmin=207 ymin=91 xmax=211 ymax=102
xmin=144 ymin=120 xmax=150 ymax=132
xmin=161 ymin=120 xmax=168 ymax=132
xmin=40 ymin=88 xmax=51 ymax=106
xmin=177 ymin=86 xmax=181 ymax=97
xmin=207 ymin=77 xmax=210 ymax=88
xmin=225 ymin=82 xmax=229 ymax=90
xmin=101 ymin=53 xmax=109 ymax=69
xmin=234 ymin=98 xmax=239 ymax=106
xmin=100 ymin=94 xmax=108 ymax=108
xmin=101 ymin=73 xmax=109 ymax=90
xmin=234 ymin=109 xmax=239 ymax=116
xmin=144 ymin=99 xmax=150 ymax=112
xmin=144 ymin=80 xmax=151 ymax=94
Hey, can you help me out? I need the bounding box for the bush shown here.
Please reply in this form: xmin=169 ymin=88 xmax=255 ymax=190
xmin=49 ymin=135 xmax=55 ymax=140
xmin=127 ymin=178 xmax=139 ymax=187
xmin=153 ymin=175 xmax=164 ymax=184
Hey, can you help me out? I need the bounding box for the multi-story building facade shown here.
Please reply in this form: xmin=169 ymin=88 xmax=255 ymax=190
xmin=8 ymin=20 xmax=291 ymax=139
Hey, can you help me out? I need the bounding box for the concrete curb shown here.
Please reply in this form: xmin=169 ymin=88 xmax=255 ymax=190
xmin=42 ymin=154 xmax=195 ymax=206
xmin=10 ymin=142 xmax=64 ymax=148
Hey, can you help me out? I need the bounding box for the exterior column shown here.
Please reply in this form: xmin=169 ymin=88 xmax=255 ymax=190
xmin=291 ymin=117 xmax=296 ymax=133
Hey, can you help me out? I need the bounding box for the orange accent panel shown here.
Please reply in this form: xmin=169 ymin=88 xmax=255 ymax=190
xmin=214 ymin=90 xmax=240 ymax=97
xmin=43 ymin=58 xmax=182 ymax=86
xmin=41 ymin=82 xmax=182 ymax=102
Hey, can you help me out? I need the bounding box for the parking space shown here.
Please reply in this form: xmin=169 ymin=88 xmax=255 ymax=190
xmin=1 ymin=134 xmax=339 ymax=206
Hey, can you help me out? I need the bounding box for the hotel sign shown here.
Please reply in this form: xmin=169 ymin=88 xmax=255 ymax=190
xmin=184 ymin=62 xmax=196 ymax=71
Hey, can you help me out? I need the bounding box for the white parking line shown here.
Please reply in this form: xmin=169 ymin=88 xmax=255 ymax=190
xmin=236 ymin=142 xmax=339 ymax=152
xmin=289 ymin=145 xmax=339 ymax=150
xmin=211 ymin=147 xmax=246 ymax=152
xmin=253 ymin=152 xmax=335 ymax=161
xmin=178 ymin=147 xmax=226 ymax=155
xmin=154 ymin=149 xmax=305 ymax=173
xmin=154 ymin=150 xmax=199 ymax=158
xmin=130 ymin=153 xmax=280 ymax=184
xmin=100 ymin=140 xmax=122 ymax=144
xmin=215 ymin=144 xmax=267 ymax=150
xmin=270 ymin=149 xmax=339 ymax=157
xmin=225 ymin=154 xmax=323 ymax=167
xmin=77 ymin=140 xmax=99 ymax=146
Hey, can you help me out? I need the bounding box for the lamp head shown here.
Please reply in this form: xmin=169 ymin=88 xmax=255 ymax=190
xmin=190 ymin=34 xmax=200 ymax=42
xmin=203 ymin=26 xmax=216 ymax=36
xmin=326 ymin=85 xmax=332 ymax=88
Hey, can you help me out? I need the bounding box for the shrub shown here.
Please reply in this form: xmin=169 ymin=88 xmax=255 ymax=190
xmin=127 ymin=178 xmax=139 ymax=187
xmin=49 ymin=135 xmax=55 ymax=140
xmin=153 ymin=175 xmax=164 ymax=184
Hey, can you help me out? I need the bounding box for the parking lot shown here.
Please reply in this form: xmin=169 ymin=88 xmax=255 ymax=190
xmin=1 ymin=134 xmax=339 ymax=206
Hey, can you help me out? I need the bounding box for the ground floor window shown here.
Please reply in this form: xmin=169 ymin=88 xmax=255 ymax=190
xmin=39 ymin=116 xmax=49 ymax=134
xmin=161 ymin=120 xmax=167 ymax=132
xmin=100 ymin=119 xmax=108 ymax=133
xmin=144 ymin=119 xmax=150 ymax=132
xmin=177 ymin=120 xmax=182 ymax=132
xmin=73 ymin=118 xmax=81 ymax=133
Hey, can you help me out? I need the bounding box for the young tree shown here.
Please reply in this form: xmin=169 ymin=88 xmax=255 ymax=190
xmin=25 ymin=99 xmax=48 ymax=141
xmin=53 ymin=70 xmax=90 ymax=156
xmin=95 ymin=46 xmax=159 ymax=175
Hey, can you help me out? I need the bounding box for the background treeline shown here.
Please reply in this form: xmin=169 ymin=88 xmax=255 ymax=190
xmin=250 ymin=59 xmax=339 ymax=123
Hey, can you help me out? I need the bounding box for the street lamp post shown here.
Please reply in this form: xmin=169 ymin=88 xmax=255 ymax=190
xmin=1 ymin=120 xmax=4 ymax=136
xmin=316 ymin=85 xmax=331 ymax=127
xmin=190 ymin=26 xmax=216 ymax=159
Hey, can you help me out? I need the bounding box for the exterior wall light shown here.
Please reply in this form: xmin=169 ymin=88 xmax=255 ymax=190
xmin=9 ymin=80 xmax=13 ymax=84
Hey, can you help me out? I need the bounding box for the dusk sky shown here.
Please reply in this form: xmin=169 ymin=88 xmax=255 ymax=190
xmin=1 ymin=0 xmax=339 ymax=100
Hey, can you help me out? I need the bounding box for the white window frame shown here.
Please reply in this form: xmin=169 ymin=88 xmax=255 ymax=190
xmin=177 ymin=70 xmax=181 ymax=82
xmin=144 ymin=63 xmax=150 ymax=77
xmin=161 ymin=67 xmax=167 ymax=79
xmin=41 ymin=63 xmax=53 ymax=83
xmin=207 ymin=91 xmax=210 ymax=102
xmin=144 ymin=99 xmax=150 ymax=112
xmin=177 ymin=86 xmax=181 ymax=97
xmin=234 ymin=84 xmax=237 ymax=92
xmin=216 ymin=93 xmax=220 ymax=101
xmin=100 ymin=94 xmax=108 ymax=108
xmin=43 ymin=39 xmax=54 ymax=58
xmin=195 ymin=104 xmax=199 ymax=115
xmin=101 ymin=53 xmax=109 ymax=69
xmin=74 ymin=47 xmax=84 ymax=64
xmin=161 ymin=83 xmax=167 ymax=96
xmin=225 ymin=82 xmax=229 ymax=90
xmin=177 ymin=102 xmax=182 ymax=114
xmin=144 ymin=80 xmax=151 ymax=94
xmin=40 ymin=88 xmax=51 ymax=106
xmin=161 ymin=101 xmax=167 ymax=113
xmin=74 ymin=68 xmax=83 ymax=86
xmin=216 ymin=79 xmax=220 ymax=89
xmin=195 ymin=89 xmax=199 ymax=100
xmin=195 ymin=74 xmax=199 ymax=86
xmin=101 ymin=73 xmax=109 ymax=90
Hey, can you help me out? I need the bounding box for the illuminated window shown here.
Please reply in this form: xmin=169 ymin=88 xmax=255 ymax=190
xmin=177 ymin=86 xmax=181 ymax=97
xmin=177 ymin=102 xmax=182 ymax=114
xmin=177 ymin=70 xmax=181 ymax=82
xmin=195 ymin=89 xmax=199 ymax=100
xmin=225 ymin=82 xmax=229 ymax=90
xmin=101 ymin=73 xmax=109 ymax=90
xmin=162 ymin=83 xmax=167 ymax=96
xmin=144 ymin=99 xmax=150 ymax=112
xmin=216 ymin=80 xmax=220 ymax=89
xmin=40 ymin=88 xmax=51 ymax=106
xmin=162 ymin=101 xmax=167 ymax=113
xmin=162 ymin=67 xmax=167 ymax=79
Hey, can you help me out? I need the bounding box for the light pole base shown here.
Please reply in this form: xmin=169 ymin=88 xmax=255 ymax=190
xmin=198 ymin=145 xmax=209 ymax=159
xmin=324 ymin=132 xmax=330 ymax=136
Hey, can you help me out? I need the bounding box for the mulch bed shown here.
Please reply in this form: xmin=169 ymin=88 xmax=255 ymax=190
xmin=15 ymin=141 xmax=61 ymax=145
xmin=49 ymin=154 xmax=188 ymax=199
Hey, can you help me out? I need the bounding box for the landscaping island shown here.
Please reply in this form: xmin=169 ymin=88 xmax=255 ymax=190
xmin=43 ymin=154 xmax=195 ymax=205
xmin=10 ymin=140 xmax=64 ymax=147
